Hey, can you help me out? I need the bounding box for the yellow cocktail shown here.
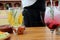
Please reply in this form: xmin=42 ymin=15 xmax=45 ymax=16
xmin=8 ymin=8 xmax=23 ymax=27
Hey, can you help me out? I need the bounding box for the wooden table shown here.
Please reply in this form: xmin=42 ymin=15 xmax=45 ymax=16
xmin=10 ymin=27 xmax=60 ymax=40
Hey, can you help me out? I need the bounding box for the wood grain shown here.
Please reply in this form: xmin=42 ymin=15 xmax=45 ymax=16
xmin=10 ymin=27 xmax=60 ymax=40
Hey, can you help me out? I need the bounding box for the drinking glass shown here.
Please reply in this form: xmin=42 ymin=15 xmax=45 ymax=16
xmin=44 ymin=2 xmax=60 ymax=40
xmin=8 ymin=7 xmax=24 ymax=40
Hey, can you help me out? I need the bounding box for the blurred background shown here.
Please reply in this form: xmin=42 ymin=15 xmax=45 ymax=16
xmin=0 ymin=0 xmax=59 ymax=25
xmin=0 ymin=0 xmax=58 ymax=10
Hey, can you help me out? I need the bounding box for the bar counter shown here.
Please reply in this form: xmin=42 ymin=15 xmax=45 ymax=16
xmin=10 ymin=27 xmax=60 ymax=40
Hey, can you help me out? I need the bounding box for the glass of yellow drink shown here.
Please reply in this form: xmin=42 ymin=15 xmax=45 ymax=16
xmin=8 ymin=7 xmax=24 ymax=40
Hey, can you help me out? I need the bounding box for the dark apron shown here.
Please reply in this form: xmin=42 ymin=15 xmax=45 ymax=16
xmin=22 ymin=0 xmax=46 ymax=27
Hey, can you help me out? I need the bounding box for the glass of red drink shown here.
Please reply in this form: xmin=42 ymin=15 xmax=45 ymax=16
xmin=44 ymin=6 xmax=59 ymax=34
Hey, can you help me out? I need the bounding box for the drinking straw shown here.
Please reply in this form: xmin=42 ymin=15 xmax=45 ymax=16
xmin=50 ymin=0 xmax=54 ymax=19
xmin=50 ymin=0 xmax=53 ymax=7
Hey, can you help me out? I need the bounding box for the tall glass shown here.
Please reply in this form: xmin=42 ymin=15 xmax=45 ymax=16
xmin=44 ymin=0 xmax=59 ymax=39
xmin=45 ymin=0 xmax=60 ymax=33
xmin=44 ymin=3 xmax=60 ymax=40
xmin=8 ymin=7 xmax=24 ymax=40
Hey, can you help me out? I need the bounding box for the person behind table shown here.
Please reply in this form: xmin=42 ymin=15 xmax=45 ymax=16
xmin=21 ymin=0 xmax=46 ymax=27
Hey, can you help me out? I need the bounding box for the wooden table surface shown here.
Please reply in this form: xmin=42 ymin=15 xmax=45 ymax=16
xmin=10 ymin=27 xmax=60 ymax=40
